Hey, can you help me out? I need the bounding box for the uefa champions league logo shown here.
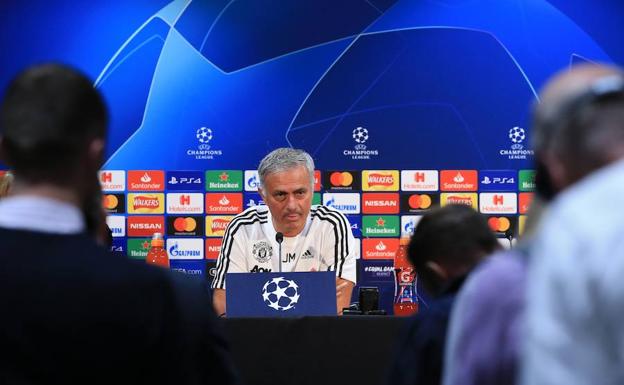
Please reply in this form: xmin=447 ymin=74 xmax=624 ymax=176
xmin=499 ymin=126 xmax=533 ymax=160
xmin=196 ymin=126 xmax=213 ymax=146
xmin=508 ymin=126 xmax=525 ymax=148
xmin=352 ymin=126 xmax=369 ymax=149
xmin=261 ymin=277 xmax=300 ymax=311
xmin=187 ymin=126 xmax=222 ymax=160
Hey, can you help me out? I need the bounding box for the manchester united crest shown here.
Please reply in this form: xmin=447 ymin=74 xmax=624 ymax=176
xmin=252 ymin=241 xmax=273 ymax=263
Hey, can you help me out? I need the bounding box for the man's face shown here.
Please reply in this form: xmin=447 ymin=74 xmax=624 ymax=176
xmin=259 ymin=165 xmax=313 ymax=237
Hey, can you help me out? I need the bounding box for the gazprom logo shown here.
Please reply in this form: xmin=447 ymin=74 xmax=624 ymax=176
xmin=166 ymin=238 xmax=203 ymax=260
xmin=322 ymin=193 xmax=360 ymax=214
xmin=244 ymin=170 xmax=261 ymax=191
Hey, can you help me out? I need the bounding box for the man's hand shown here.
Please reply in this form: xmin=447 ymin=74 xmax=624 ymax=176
xmin=212 ymin=288 xmax=226 ymax=317
xmin=336 ymin=277 xmax=354 ymax=315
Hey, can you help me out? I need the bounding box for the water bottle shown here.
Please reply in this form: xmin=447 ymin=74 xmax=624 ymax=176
xmin=393 ymin=238 xmax=418 ymax=316
xmin=146 ymin=232 xmax=169 ymax=268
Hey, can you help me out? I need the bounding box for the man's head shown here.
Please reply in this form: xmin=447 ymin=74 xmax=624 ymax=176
xmin=407 ymin=205 xmax=500 ymax=296
xmin=257 ymin=148 xmax=314 ymax=237
xmin=0 ymin=64 xmax=107 ymax=198
xmin=532 ymin=64 xmax=624 ymax=199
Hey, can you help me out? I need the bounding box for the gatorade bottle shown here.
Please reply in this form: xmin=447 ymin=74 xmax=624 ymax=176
xmin=393 ymin=238 xmax=418 ymax=316
xmin=146 ymin=232 xmax=169 ymax=268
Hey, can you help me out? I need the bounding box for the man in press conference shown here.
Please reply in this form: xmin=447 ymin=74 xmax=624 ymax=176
xmin=212 ymin=148 xmax=357 ymax=316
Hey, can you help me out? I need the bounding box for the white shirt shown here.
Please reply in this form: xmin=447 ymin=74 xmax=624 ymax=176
xmin=0 ymin=195 xmax=85 ymax=234
xmin=212 ymin=204 xmax=357 ymax=289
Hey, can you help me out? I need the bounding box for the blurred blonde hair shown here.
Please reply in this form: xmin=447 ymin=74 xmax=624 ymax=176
xmin=0 ymin=172 xmax=13 ymax=198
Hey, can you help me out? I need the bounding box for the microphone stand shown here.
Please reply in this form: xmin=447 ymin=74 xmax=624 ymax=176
xmin=276 ymin=232 xmax=284 ymax=272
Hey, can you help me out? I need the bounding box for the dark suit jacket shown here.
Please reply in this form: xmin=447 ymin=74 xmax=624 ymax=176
xmin=0 ymin=228 xmax=238 ymax=385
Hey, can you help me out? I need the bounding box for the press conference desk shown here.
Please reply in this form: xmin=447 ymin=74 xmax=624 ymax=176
xmin=223 ymin=316 xmax=408 ymax=385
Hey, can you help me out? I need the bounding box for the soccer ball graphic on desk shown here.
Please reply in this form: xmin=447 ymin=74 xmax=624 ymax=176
xmin=262 ymin=277 xmax=300 ymax=311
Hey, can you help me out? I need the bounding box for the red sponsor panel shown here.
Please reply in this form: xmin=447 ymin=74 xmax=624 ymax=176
xmin=127 ymin=216 xmax=165 ymax=237
xmin=205 ymin=238 xmax=223 ymax=260
xmin=519 ymin=192 xmax=534 ymax=214
xmin=128 ymin=170 xmax=165 ymax=191
xmin=362 ymin=193 xmax=400 ymax=214
xmin=362 ymin=238 xmax=400 ymax=260
xmin=314 ymin=170 xmax=321 ymax=191
xmin=440 ymin=170 xmax=478 ymax=191
xmin=205 ymin=193 xmax=243 ymax=214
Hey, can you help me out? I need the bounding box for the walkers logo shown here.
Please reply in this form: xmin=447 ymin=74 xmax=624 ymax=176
xmin=127 ymin=216 xmax=165 ymax=237
xmin=127 ymin=238 xmax=151 ymax=259
xmin=518 ymin=215 xmax=527 ymax=236
xmin=244 ymin=170 xmax=261 ymax=192
xmin=362 ymin=238 xmax=399 ymax=259
xmin=360 ymin=260 xmax=395 ymax=282
xmin=362 ymin=171 xmax=399 ymax=191
xmin=166 ymin=193 xmax=203 ymax=214
xmin=499 ymin=126 xmax=534 ymax=160
xmin=362 ymin=216 xmax=400 ymax=237
xmin=400 ymin=193 xmax=439 ymax=213
xmin=170 ymin=260 xmax=205 ymax=276
xmin=205 ymin=238 xmax=222 ymax=260
xmin=322 ymin=193 xmax=360 ymax=214
xmin=244 ymin=192 xmax=265 ymax=208
xmin=127 ymin=193 xmax=164 ymax=214
xmin=440 ymin=170 xmax=478 ymax=191
xmin=99 ymin=170 xmax=125 ymax=191
xmin=167 ymin=216 xmax=204 ymax=237
xmin=519 ymin=170 xmax=536 ymax=191
xmin=440 ymin=193 xmax=478 ymax=209
xmin=166 ymin=238 xmax=204 ymax=260
xmin=323 ymin=171 xmax=361 ymax=191
xmin=401 ymin=215 xmax=422 ymax=237
xmin=106 ymin=216 xmax=125 ymax=237
xmin=186 ymin=126 xmax=223 ymax=160
xmin=205 ymin=215 xmax=234 ymax=237
xmin=206 ymin=193 xmax=243 ymax=214
xmin=206 ymin=170 xmax=242 ymax=191
xmin=166 ymin=171 xmax=204 ymax=191
xmin=479 ymin=193 xmax=517 ymax=214
xmin=128 ymin=170 xmax=164 ymax=191
xmin=479 ymin=170 xmax=517 ymax=192
xmin=401 ymin=170 xmax=438 ymax=191
xmin=102 ymin=193 xmax=125 ymax=214
xmin=519 ymin=192 xmax=533 ymax=214
xmin=343 ymin=126 xmax=380 ymax=160
xmin=487 ymin=216 xmax=517 ymax=235
xmin=362 ymin=193 xmax=399 ymax=214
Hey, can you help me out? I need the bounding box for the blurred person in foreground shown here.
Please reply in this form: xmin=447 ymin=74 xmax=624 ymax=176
xmin=387 ymin=204 xmax=500 ymax=385
xmin=212 ymin=147 xmax=357 ymax=316
xmin=0 ymin=64 xmax=237 ymax=385
xmin=518 ymin=64 xmax=624 ymax=385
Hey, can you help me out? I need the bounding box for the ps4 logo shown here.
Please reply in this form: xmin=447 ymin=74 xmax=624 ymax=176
xmin=481 ymin=176 xmax=515 ymax=185
xmin=169 ymin=177 xmax=202 ymax=185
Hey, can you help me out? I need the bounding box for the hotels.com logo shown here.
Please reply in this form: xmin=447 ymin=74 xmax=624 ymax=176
xmin=167 ymin=193 xmax=203 ymax=214
xmin=127 ymin=216 xmax=164 ymax=237
xmin=440 ymin=170 xmax=478 ymax=191
xmin=479 ymin=193 xmax=517 ymax=214
xmin=362 ymin=193 xmax=399 ymax=214
xmin=401 ymin=170 xmax=438 ymax=191
xmin=99 ymin=170 xmax=125 ymax=191
xmin=128 ymin=170 xmax=164 ymax=191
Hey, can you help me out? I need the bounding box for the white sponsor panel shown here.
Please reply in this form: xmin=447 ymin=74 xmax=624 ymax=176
xmin=322 ymin=193 xmax=360 ymax=214
xmin=401 ymin=170 xmax=438 ymax=191
xmin=166 ymin=238 xmax=204 ymax=260
xmin=353 ymin=238 xmax=361 ymax=259
xmin=106 ymin=215 xmax=125 ymax=237
xmin=479 ymin=193 xmax=517 ymax=214
xmin=400 ymin=215 xmax=422 ymax=237
xmin=166 ymin=193 xmax=204 ymax=214
xmin=245 ymin=170 xmax=261 ymax=191
xmin=99 ymin=170 xmax=126 ymax=191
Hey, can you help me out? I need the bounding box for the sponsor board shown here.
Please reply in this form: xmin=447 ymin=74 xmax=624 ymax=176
xmin=360 ymin=260 xmax=395 ymax=283
xmin=440 ymin=193 xmax=478 ymax=209
xmin=518 ymin=215 xmax=527 ymax=235
xmin=314 ymin=170 xmax=321 ymax=192
xmin=166 ymin=193 xmax=204 ymax=214
xmin=518 ymin=192 xmax=533 ymax=214
xmin=479 ymin=193 xmax=517 ymax=214
xmin=205 ymin=215 xmax=234 ymax=237
xmin=362 ymin=238 xmax=400 ymax=259
xmin=166 ymin=171 xmax=204 ymax=191
xmin=400 ymin=170 xmax=438 ymax=191
xmin=170 ymin=260 xmax=206 ymax=276
xmin=166 ymin=238 xmax=204 ymax=260
xmin=362 ymin=170 xmax=399 ymax=191
xmin=99 ymin=170 xmax=125 ymax=191
xmin=312 ymin=192 xmax=321 ymax=206
xmin=353 ymin=238 xmax=361 ymax=259
xmin=362 ymin=216 xmax=400 ymax=237
xmin=486 ymin=216 xmax=517 ymax=235
xmin=205 ymin=193 xmax=243 ymax=214
xmin=127 ymin=193 xmax=164 ymax=214
xmin=362 ymin=193 xmax=400 ymax=214
xmin=166 ymin=216 xmax=204 ymax=237
xmin=323 ymin=171 xmax=361 ymax=191
xmin=106 ymin=215 xmax=125 ymax=237
xmin=478 ymin=170 xmax=517 ymax=191
xmin=440 ymin=170 xmax=478 ymax=191
xmin=102 ymin=193 xmax=125 ymax=214
xmin=243 ymin=192 xmax=265 ymax=208
xmin=205 ymin=238 xmax=222 ymax=260
xmin=127 ymin=170 xmax=165 ymax=191
xmin=322 ymin=193 xmax=360 ymax=214
xmin=110 ymin=238 xmax=125 ymax=255
xmin=400 ymin=193 xmax=439 ymax=213
xmin=127 ymin=216 xmax=165 ymax=237
xmin=401 ymin=215 xmax=422 ymax=237
xmin=519 ymin=170 xmax=536 ymax=191
xmin=346 ymin=215 xmax=361 ymax=238
xmin=205 ymin=261 xmax=217 ymax=285
xmin=206 ymin=170 xmax=242 ymax=191
xmin=126 ymin=238 xmax=151 ymax=259
xmin=244 ymin=170 xmax=261 ymax=192
xmin=500 ymin=126 xmax=534 ymax=160
xmin=343 ymin=126 xmax=380 ymax=160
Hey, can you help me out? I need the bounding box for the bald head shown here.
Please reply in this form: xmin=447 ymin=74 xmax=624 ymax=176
xmin=532 ymin=63 xmax=624 ymax=193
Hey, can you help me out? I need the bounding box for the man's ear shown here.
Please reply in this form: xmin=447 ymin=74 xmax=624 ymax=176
xmin=425 ymin=260 xmax=448 ymax=282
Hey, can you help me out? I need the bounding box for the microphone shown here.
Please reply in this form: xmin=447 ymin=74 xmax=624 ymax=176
xmin=504 ymin=229 xmax=514 ymax=249
xmin=276 ymin=232 xmax=284 ymax=272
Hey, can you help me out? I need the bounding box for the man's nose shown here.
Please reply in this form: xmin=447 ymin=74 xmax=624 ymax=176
xmin=285 ymin=194 xmax=298 ymax=210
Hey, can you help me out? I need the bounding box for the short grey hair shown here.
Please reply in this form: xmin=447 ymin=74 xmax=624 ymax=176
xmin=258 ymin=148 xmax=315 ymax=190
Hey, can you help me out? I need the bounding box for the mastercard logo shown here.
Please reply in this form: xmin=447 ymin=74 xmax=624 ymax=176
xmin=103 ymin=194 xmax=119 ymax=209
xmin=173 ymin=217 xmax=197 ymax=232
xmin=330 ymin=172 xmax=353 ymax=187
xmin=488 ymin=217 xmax=511 ymax=232
xmin=408 ymin=194 xmax=432 ymax=209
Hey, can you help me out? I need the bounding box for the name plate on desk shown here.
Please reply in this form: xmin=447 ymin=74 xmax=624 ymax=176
xmin=226 ymin=271 xmax=336 ymax=317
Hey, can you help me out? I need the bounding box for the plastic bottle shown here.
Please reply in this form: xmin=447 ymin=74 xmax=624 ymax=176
xmin=393 ymin=238 xmax=418 ymax=316
xmin=146 ymin=232 xmax=169 ymax=268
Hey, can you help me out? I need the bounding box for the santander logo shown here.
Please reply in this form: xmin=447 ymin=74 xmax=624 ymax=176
xmin=453 ymin=172 xmax=464 ymax=183
xmin=140 ymin=173 xmax=151 ymax=183
xmin=375 ymin=241 xmax=387 ymax=251
xmin=219 ymin=195 xmax=230 ymax=205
